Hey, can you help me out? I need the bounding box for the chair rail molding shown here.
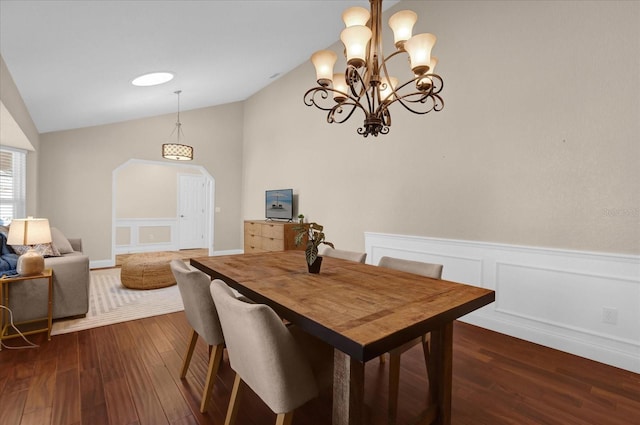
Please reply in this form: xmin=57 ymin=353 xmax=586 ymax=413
xmin=364 ymin=232 xmax=640 ymax=373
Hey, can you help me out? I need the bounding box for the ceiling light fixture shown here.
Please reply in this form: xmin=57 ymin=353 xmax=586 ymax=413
xmin=132 ymin=71 xmax=174 ymax=87
xmin=162 ymin=90 xmax=193 ymax=161
xmin=304 ymin=0 xmax=444 ymax=137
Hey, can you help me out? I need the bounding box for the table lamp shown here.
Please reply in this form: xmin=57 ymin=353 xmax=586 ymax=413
xmin=7 ymin=217 xmax=52 ymax=276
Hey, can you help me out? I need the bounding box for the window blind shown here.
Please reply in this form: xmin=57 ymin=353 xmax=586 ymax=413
xmin=0 ymin=147 xmax=26 ymax=225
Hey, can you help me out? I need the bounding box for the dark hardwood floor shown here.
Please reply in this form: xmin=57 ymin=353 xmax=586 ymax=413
xmin=1 ymin=313 xmax=638 ymax=425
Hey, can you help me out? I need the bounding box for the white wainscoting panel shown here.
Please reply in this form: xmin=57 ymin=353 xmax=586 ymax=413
xmin=115 ymin=218 xmax=178 ymax=255
xmin=365 ymin=232 xmax=640 ymax=373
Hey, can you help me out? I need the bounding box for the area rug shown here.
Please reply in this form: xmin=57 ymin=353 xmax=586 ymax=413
xmin=51 ymin=267 xmax=184 ymax=335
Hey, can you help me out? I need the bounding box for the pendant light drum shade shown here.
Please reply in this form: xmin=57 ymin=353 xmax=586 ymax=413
xmin=162 ymin=143 xmax=193 ymax=161
xmin=162 ymin=90 xmax=193 ymax=161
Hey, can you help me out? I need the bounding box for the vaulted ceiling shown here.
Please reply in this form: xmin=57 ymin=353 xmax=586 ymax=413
xmin=0 ymin=0 xmax=399 ymax=134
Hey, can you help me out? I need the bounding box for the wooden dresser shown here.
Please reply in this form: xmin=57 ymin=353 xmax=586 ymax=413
xmin=243 ymin=220 xmax=305 ymax=253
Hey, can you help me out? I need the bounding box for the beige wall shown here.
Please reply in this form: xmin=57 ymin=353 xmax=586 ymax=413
xmin=115 ymin=161 xmax=201 ymax=218
xmin=242 ymin=0 xmax=640 ymax=255
xmin=0 ymin=55 xmax=40 ymax=215
xmin=38 ymin=102 xmax=244 ymax=261
xmin=15 ymin=0 xmax=640 ymax=262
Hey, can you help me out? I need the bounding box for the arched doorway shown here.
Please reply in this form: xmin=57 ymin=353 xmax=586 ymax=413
xmin=111 ymin=159 xmax=214 ymax=265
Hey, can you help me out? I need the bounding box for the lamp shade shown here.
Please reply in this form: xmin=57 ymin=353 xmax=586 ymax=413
xmin=332 ymin=73 xmax=348 ymax=101
xmin=7 ymin=217 xmax=52 ymax=246
xmin=7 ymin=217 xmax=52 ymax=276
xmin=340 ymin=25 xmax=372 ymax=68
xmin=388 ymin=10 xmax=417 ymax=48
xmin=404 ymin=33 xmax=437 ymax=75
xmin=311 ymin=50 xmax=338 ymax=87
xmin=162 ymin=143 xmax=193 ymax=161
xmin=416 ymin=56 xmax=439 ymax=91
xmin=342 ymin=6 xmax=370 ymax=27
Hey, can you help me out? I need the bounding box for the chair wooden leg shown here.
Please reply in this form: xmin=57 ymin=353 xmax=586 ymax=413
xmin=379 ymin=353 xmax=386 ymax=364
xmin=387 ymin=351 xmax=401 ymax=425
xmin=200 ymin=343 xmax=224 ymax=413
xmin=180 ymin=329 xmax=198 ymax=378
xmin=224 ymin=373 xmax=245 ymax=425
xmin=275 ymin=411 xmax=294 ymax=425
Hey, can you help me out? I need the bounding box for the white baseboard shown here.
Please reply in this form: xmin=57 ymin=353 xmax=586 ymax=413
xmin=212 ymin=249 xmax=243 ymax=256
xmin=365 ymin=232 xmax=640 ymax=373
xmin=90 ymin=259 xmax=114 ymax=269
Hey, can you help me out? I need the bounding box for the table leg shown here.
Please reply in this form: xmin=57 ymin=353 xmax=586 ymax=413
xmin=0 ymin=282 xmax=5 ymax=350
xmin=47 ymin=275 xmax=53 ymax=340
xmin=333 ymin=349 xmax=365 ymax=425
xmin=428 ymin=322 xmax=453 ymax=425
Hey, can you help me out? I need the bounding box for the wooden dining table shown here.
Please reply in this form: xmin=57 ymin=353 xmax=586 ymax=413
xmin=191 ymin=251 xmax=495 ymax=425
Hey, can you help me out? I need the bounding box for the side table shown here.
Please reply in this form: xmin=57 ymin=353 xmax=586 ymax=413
xmin=0 ymin=268 xmax=53 ymax=349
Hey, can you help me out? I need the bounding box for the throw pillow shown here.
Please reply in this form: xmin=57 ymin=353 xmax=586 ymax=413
xmin=51 ymin=227 xmax=74 ymax=254
xmin=10 ymin=242 xmax=61 ymax=257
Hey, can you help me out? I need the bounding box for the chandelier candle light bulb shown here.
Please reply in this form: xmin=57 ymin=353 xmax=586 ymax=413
xmin=311 ymin=50 xmax=338 ymax=87
xmin=340 ymin=25 xmax=373 ymax=68
xmin=304 ymin=0 xmax=444 ymax=137
xmin=342 ymin=6 xmax=371 ymax=27
xmin=333 ymin=73 xmax=349 ymax=101
xmin=388 ymin=10 xmax=418 ymax=48
xmin=404 ymin=33 xmax=437 ymax=75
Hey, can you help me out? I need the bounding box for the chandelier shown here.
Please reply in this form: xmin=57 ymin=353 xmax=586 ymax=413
xmin=162 ymin=90 xmax=193 ymax=161
xmin=304 ymin=0 xmax=444 ymax=137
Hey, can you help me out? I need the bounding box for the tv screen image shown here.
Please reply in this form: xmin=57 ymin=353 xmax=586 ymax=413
xmin=265 ymin=189 xmax=293 ymax=220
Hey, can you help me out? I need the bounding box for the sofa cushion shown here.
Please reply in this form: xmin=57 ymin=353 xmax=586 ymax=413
xmin=10 ymin=242 xmax=61 ymax=257
xmin=51 ymin=227 xmax=74 ymax=254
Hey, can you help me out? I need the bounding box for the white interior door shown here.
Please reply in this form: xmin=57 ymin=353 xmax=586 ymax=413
xmin=178 ymin=174 xmax=207 ymax=249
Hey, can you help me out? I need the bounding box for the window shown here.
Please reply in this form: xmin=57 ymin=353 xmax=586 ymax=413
xmin=0 ymin=147 xmax=26 ymax=225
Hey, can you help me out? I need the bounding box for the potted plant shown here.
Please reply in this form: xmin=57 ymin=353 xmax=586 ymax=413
xmin=294 ymin=222 xmax=334 ymax=273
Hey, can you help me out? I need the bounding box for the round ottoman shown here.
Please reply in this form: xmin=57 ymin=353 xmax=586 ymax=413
xmin=120 ymin=252 xmax=184 ymax=290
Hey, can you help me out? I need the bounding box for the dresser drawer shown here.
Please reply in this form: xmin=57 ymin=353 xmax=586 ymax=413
xmin=244 ymin=221 xmax=262 ymax=236
xmin=261 ymin=237 xmax=285 ymax=251
xmin=261 ymin=223 xmax=283 ymax=239
xmin=244 ymin=244 xmax=266 ymax=253
xmin=244 ymin=233 xmax=263 ymax=250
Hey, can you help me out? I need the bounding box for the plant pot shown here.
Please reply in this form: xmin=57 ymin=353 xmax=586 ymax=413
xmin=307 ymin=256 xmax=323 ymax=274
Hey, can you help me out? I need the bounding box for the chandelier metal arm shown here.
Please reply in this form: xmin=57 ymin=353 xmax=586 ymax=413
xmin=303 ymin=87 xmax=366 ymax=124
xmin=386 ymin=74 xmax=444 ymax=114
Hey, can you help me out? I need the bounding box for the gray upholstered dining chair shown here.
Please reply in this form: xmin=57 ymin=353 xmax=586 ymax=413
xmin=377 ymin=256 xmax=443 ymax=425
xmin=210 ymin=278 xmax=333 ymax=425
xmin=170 ymin=259 xmax=225 ymax=413
xmin=321 ymin=246 xmax=367 ymax=263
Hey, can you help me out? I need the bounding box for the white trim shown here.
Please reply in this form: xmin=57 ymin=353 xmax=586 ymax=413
xmin=365 ymin=232 xmax=640 ymax=373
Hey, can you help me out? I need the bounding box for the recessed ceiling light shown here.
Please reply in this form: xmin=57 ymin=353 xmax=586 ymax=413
xmin=131 ymin=72 xmax=174 ymax=87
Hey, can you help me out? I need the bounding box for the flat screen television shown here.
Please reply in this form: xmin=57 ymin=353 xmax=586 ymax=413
xmin=265 ymin=189 xmax=293 ymax=221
